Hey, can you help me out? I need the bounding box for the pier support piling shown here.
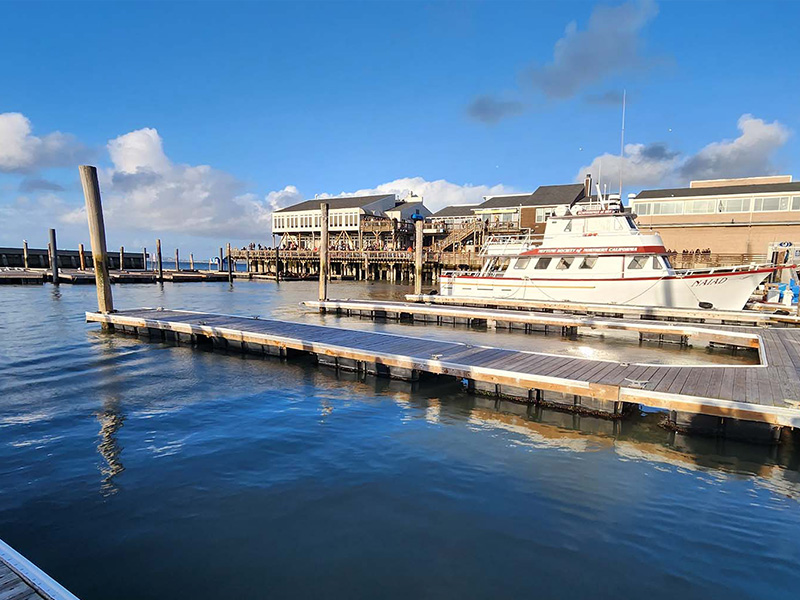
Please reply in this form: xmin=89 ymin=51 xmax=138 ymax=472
xmin=227 ymin=243 xmax=233 ymax=283
xmin=79 ymin=165 xmax=114 ymax=317
xmin=175 ymin=248 xmax=180 ymax=272
xmin=319 ymin=202 xmax=329 ymax=303
xmin=48 ymin=228 xmax=59 ymax=283
xmin=156 ymin=239 xmax=163 ymax=282
xmin=142 ymin=247 xmax=147 ymax=271
xmin=22 ymin=240 xmax=29 ymax=269
xmin=414 ymin=219 xmax=423 ymax=296
xmin=119 ymin=245 xmax=125 ymax=271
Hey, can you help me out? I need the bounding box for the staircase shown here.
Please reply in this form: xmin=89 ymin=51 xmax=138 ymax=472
xmin=435 ymin=221 xmax=483 ymax=251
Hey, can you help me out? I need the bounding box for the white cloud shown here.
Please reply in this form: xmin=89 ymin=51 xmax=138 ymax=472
xmin=576 ymin=114 xmax=791 ymax=190
xmin=341 ymin=177 xmax=511 ymax=213
xmin=468 ymin=0 xmax=660 ymax=123
xmin=528 ymin=0 xmax=659 ymax=99
xmin=0 ymin=112 xmax=91 ymax=173
xmin=679 ymin=114 xmax=790 ymax=181
xmin=99 ymin=127 xmax=273 ymax=239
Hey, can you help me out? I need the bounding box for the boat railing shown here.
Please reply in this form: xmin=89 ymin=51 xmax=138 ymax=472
xmin=676 ymin=262 xmax=775 ymax=277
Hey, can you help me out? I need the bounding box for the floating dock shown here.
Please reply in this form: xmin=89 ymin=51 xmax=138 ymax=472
xmin=0 ymin=538 xmax=79 ymax=600
xmin=405 ymin=293 xmax=800 ymax=326
xmin=303 ymin=299 xmax=761 ymax=351
xmin=86 ymin=307 xmax=800 ymax=442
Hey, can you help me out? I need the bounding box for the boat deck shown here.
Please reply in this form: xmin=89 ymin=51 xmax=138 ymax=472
xmin=86 ymin=308 xmax=800 ymax=429
xmin=0 ymin=539 xmax=79 ymax=600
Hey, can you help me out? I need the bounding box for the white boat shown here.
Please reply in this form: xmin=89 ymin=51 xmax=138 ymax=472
xmin=439 ymin=199 xmax=776 ymax=311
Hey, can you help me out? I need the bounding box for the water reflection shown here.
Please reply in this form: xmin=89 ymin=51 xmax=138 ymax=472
xmin=96 ymin=399 xmax=125 ymax=496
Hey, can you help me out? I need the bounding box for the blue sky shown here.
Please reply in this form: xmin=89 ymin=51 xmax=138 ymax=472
xmin=1 ymin=0 xmax=798 ymax=256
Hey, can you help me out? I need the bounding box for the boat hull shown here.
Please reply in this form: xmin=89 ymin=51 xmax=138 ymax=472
xmin=439 ymin=269 xmax=772 ymax=311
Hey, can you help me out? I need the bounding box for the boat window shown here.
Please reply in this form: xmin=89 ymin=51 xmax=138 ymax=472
xmin=579 ymin=257 xmax=597 ymax=269
xmin=625 ymin=216 xmax=637 ymax=229
xmin=514 ymin=257 xmax=531 ymax=270
xmin=534 ymin=257 xmax=552 ymax=270
xmin=556 ymin=257 xmax=574 ymax=270
xmin=628 ymin=256 xmax=648 ymax=269
xmin=652 ymin=256 xmax=663 ymax=270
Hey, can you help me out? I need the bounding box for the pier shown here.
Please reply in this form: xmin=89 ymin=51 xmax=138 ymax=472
xmin=86 ymin=307 xmax=800 ymax=442
xmin=0 ymin=538 xmax=79 ymax=600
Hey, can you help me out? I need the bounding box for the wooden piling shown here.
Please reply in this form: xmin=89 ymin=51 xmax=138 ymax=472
xmin=49 ymin=228 xmax=59 ymax=284
xmin=319 ymin=202 xmax=329 ymax=302
xmin=218 ymin=247 xmax=224 ymax=272
xmin=22 ymin=240 xmax=29 ymax=269
xmin=78 ymin=165 xmax=113 ymax=316
xmin=78 ymin=243 xmax=86 ymax=270
xmin=414 ymin=219 xmax=423 ymax=295
xmin=142 ymin=247 xmax=147 ymax=271
xmin=227 ymin=243 xmax=233 ymax=283
xmin=156 ymin=239 xmax=163 ymax=281
xmin=119 ymin=246 xmax=125 ymax=271
xmin=175 ymin=248 xmax=180 ymax=272
xmin=189 ymin=253 xmax=194 ymax=270
xmin=273 ymin=234 xmax=281 ymax=282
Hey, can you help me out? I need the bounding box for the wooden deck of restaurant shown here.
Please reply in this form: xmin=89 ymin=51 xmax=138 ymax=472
xmin=86 ymin=307 xmax=800 ymax=442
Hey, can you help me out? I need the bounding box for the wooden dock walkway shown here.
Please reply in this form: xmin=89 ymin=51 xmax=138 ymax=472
xmin=0 ymin=539 xmax=79 ymax=600
xmin=303 ymin=299 xmax=761 ymax=351
xmin=86 ymin=307 xmax=800 ymax=440
xmin=405 ymin=293 xmax=800 ymax=327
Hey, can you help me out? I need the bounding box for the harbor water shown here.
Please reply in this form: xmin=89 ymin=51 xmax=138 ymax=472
xmin=0 ymin=281 xmax=798 ymax=599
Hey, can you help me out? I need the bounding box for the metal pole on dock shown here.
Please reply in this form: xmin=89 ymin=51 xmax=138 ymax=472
xmin=227 ymin=243 xmax=233 ymax=283
xmin=189 ymin=253 xmax=194 ymax=270
xmin=119 ymin=246 xmax=125 ymax=271
xmin=319 ymin=202 xmax=329 ymax=302
xmin=156 ymin=239 xmax=163 ymax=282
xmin=78 ymin=165 xmax=114 ymax=316
xmin=49 ymin=228 xmax=59 ymax=284
xmin=175 ymin=248 xmax=180 ymax=272
xmin=22 ymin=240 xmax=29 ymax=269
xmin=78 ymin=243 xmax=86 ymax=270
xmin=414 ymin=219 xmax=423 ymax=296
xmin=142 ymin=247 xmax=147 ymax=271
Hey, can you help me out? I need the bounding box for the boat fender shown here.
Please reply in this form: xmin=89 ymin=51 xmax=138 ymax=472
xmin=698 ymin=301 xmax=714 ymax=309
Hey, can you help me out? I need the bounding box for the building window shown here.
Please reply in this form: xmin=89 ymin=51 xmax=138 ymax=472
xmin=793 ymin=197 xmax=800 ymax=211
xmin=685 ymin=199 xmax=717 ymax=214
xmin=720 ymin=197 xmax=750 ymax=212
xmin=556 ymin=257 xmax=574 ymax=270
xmin=535 ymin=208 xmax=555 ymax=223
xmin=651 ymin=201 xmax=683 ymax=215
xmin=754 ymin=196 xmax=790 ymax=212
xmin=534 ymin=257 xmax=552 ymax=270
xmin=633 ymin=202 xmax=651 ymax=216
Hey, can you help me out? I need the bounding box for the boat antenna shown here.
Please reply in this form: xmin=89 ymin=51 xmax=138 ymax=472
xmin=618 ymin=89 xmax=626 ymax=198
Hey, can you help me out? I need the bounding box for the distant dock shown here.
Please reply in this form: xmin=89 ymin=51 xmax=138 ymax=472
xmin=87 ymin=307 xmax=800 ymax=443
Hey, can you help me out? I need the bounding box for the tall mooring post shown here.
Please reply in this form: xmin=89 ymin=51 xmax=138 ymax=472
xmin=49 ymin=228 xmax=59 ymax=284
xmin=319 ymin=202 xmax=329 ymax=303
xmin=175 ymin=248 xmax=180 ymax=272
xmin=227 ymin=243 xmax=233 ymax=283
xmin=189 ymin=253 xmax=194 ymax=270
xmin=22 ymin=240 xmax=29 ymax=269
xmin=78 ymin=243 xmax=86 ymax=270
xmin=142 ymin=247 xmax=147 ymax=271
xmin=414 ymin=219 xmax=424 ymax=296
xmin=156 ymin=239 xmax=164 ymax=282
xmin=79 ymin=165 xmax=114 ymax=317
xmin=119 ymin=246 xmax=125 ymax=271
xmin=273 ymin=234 xmax=281 ymax=282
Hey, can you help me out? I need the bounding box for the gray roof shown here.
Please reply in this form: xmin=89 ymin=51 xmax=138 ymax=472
xmin=275 ymin=193 xmax=395 ymax=213
xmin=430 ymin=204 xmax=479 ymax=218
xmin=636 ymin=182 xmax=800 ymax=200
xmin=477 ymin=183 xmax=585 ymax=209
